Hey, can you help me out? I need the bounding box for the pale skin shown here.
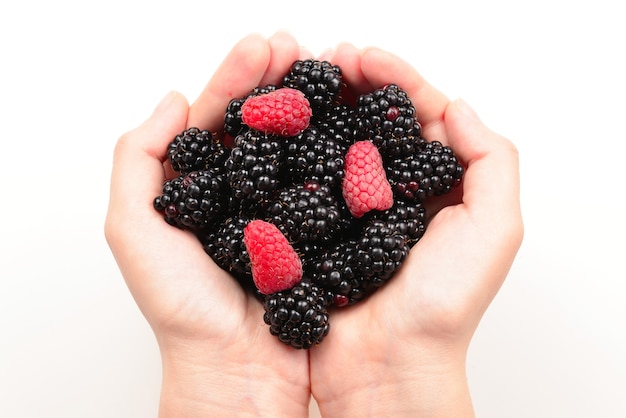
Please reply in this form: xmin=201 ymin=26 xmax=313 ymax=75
xmin=105 ymin=32 xmax=523 ymax=417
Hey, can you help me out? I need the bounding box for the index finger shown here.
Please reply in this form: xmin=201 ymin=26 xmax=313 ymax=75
xmin=187 ymin=34 xmax=271 ymax=132
xmin=359 ymin=47 xmax=450 ymax=142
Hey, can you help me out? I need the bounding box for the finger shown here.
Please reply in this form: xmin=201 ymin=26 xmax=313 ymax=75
xmin=443 ymin=99 xmax=523 ymax=234
xmin=299 ymin=46 xmax=314 ymax=60
xmin=359 ymin=47 xmax=450 ymax=141
xmin=328 ymin=42 xmax=373 ymax=96
xmin=187 ymin=33 xmax=271 ymax=132
xmin=317 ymin=47 xmax=334 ymax=62
xmin=107 ymin=91 xmax=189 ymax=230
xmin=258 ymin=31 xmax=301 ymax=86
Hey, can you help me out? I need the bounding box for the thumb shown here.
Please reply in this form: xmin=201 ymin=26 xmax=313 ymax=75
xmin=109 ymin=91 xmax=189 ymax=215
xmin=444 ymin=99 xmax=522 ymax=223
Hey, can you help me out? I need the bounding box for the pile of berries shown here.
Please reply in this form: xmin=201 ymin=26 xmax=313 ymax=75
xmin=153 ymin=59 xmax=464 ymax=349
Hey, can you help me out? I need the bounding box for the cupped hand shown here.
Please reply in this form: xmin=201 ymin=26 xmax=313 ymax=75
xmin=105 ymin=32 xmax=313 ymax=417
xmin=310 ymin=44 xmax=524 ymax=416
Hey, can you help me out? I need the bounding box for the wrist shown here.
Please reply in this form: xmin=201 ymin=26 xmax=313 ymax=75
xmin=158 ymin=337 xmax=310 ymax=417
xmin=312 ymin=341 xmax=474 ymax=418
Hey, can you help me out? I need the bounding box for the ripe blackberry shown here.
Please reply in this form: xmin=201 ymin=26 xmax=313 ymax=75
xmin=200 ymin=215 xmax=253 ymax=287
xmin=372 ymin=200 xmax=427 ymax=247
xmin=264 ymin=181 xmax=346 ymax=245
xmin=153 ymin=170 xmax=229 ymax=231
xmin=224 ymin=85 xmax=278 ymax=137
xmin=282 ymin=59 xmax=343 ymax=113
xmin=353 ymin=84 xmax=421 ymax=152
xmin=282 ymin=127 xmax=345 ymax=188
xmin=355 ymin=219 xmax=409 ymax=290
xmin=307 ymin=240 xmax=368 ymax=307
xmin=263 ymin=280 xmax=330 ymax=349
xmin=316 ymin=104 xmax=356 ymax=150
xmin=167 ymin=127 xmax=230 ymax=175
xmin=386 ymin=139 xmax=464 ymax=201
xmin=225 ymin=130 xmax=284 ymax=211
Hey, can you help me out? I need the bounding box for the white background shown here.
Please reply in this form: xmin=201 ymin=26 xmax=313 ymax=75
xmin=1 ymin=1 xmax=625 ymax=417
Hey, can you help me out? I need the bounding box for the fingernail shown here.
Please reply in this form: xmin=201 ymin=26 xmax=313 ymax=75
xmin=455 ymin=98 xmax=480 ymax=121
xmin=151 ymin=91 xmax=178 ymax=117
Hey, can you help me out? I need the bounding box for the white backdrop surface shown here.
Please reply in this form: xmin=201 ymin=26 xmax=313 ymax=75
xmin=1 ymin=1 xmax=625 ymax=417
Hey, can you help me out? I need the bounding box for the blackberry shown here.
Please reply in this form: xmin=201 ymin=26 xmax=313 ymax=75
xmin=263 ymin=280 xmax=330 ymax=349
xmin=307 ymin=240 xmax=368 ymax=307
xmin=153 ymin=170 xmax=229 ymax=231
xmin=225 ymin=130 xmax=284 ymax=211
xmin=264 ymin=181 xmax=345 ymax=245
xmin=353 ymin=84 xmax=421 ymax=152
xmin=224 ymin=85 xmax=278 ymax=137
xmin=167 ymin=127 xmax=230 ymax=175
xmin=381 ymin=133 xmax=426 ymax=161
xmin=316 ymin=104 xmax=356 ymax=150
xmin=355 ymin=219 xmax=409 ymax=290
xmin=283 ymin=127 xmax=345 ymax=188
xmin=372 ymin=200 xmax=427 ymax=247
xmin=282 ymin=59 xmax=343 ymax=113
xmin=200 ymin=215 xmax=253 ymax=286
xmin=386 ymin=139 xmax=464 ymax=201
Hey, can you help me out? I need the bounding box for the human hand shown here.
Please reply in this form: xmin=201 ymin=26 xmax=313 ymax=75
xmin=309 ymin=44 xmax=524 ymax=417
xmin=105 ymin=32 xmax=313 ymax=417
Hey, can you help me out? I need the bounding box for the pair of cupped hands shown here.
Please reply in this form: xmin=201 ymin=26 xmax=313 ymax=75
xmin=105 ymin=32 xmax=523 ymax=417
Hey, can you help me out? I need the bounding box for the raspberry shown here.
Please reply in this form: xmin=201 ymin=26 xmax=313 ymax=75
xmin=241 ymin=88 xmax=312 ymax=137
xmin=225 ymin=85 xmax=278 ymax=137
xmin=243 ymin=219 xmax=303 ymax=295
xmin=342 ymin=141 xmax=394 ymax=218
xmin=263 ymin=280 xmax=330 ymax=349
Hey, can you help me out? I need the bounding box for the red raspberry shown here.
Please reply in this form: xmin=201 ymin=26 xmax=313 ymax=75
xmin=342 ymin=141 xmax=394 ymax=218
xmin=241 ymin=88 xmax=312 ymax=137
xmin=243 ymin=219 xmax=303 ymax=294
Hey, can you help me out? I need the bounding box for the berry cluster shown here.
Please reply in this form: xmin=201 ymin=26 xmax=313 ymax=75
xmin=153 ymin=59 xmax=464 ymax=349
